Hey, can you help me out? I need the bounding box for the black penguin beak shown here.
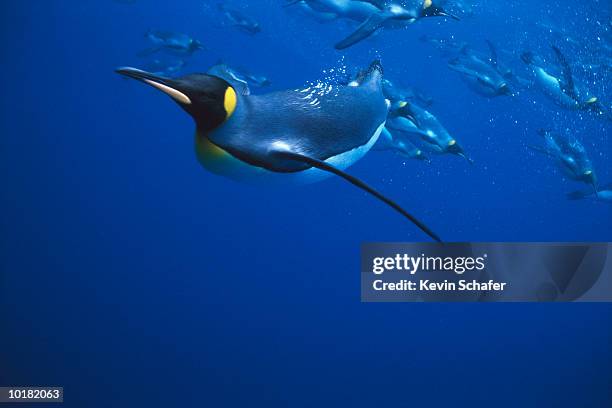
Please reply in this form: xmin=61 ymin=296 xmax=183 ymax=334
xmin=500 ymin=83 xmax=513 ymax=96
xmin=116 ymin=67 xmax=192 ymax=105
xmin=458 ymin=152 xmax=475 ymax=165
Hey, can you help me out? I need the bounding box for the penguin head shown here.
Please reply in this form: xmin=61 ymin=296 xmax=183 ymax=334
xmin=445 ymin=138 xmax=462 ymax=153
xmin=414 ymin=149 xmax=431 ymax=163
xmin=498 ymin=82 xmax=513 ymax=96
xmin=117 ymin=68 xmax=237 ymax=132
xmin=582 ymin=96 xmax=601 ymax=112
xmin=580 ymin=169 xmax=597 ymax=187
xmin=190 ymin=39 xmax=205 ymax=52
xmin=476 ymin=76 xmax=511 ymax=96
xmin=446 ymin=139 xmax=473 ymax=164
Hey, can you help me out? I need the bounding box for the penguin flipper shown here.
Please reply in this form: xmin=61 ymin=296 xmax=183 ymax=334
xmin=271 ymin=150 xmax=442 ymax=242
xmin=551 ymin=46 xmax=578 ymax=100
xmin=520 ymin=51 xmax=534 ymax=65
xmin=486 ymin=40 xmax=498 ymax=67
xmin=334 ymin=12 xmax=389 ymax=50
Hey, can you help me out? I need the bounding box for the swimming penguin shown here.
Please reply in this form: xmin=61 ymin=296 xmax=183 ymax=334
xmin=139 ymin=30 xmax=204 ymax=57
xmin=207 ymin=63 xmax=271 ymax=94
xmin=386 ymin=101 xmax=473 ymax=164
xmin=285 ymin=0 xmax=458 ymax=49
xmin=217 ymin=4 xmax=262 ymax=35
xmin=521 ymin=46 xmax=603 ymax=112
xmin=207 ymin=61 xmax=272 ymax=88
xmin=447 ymin=41 xmax=513 ymax=98
xmin=374 ymin=127 xmax=431 ymax=162
xmin=529 ymin=129 xmax=598 ymax=192
xmin=116 ymin=61 xmax=441 ymax=241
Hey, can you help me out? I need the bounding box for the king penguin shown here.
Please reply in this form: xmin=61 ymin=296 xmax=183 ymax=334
xmin=116 ymin=61 xmax=441 ymax=242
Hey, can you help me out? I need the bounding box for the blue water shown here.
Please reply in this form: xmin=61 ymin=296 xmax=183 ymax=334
xmin=1 ymin=1 xmax=611 ymax=406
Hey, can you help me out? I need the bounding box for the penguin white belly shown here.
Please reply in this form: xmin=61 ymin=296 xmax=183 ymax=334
xmin=194 ymin=122 xmax=385 ymax=185
xmin=535 ymin=68 xmax=579 ymax=109
xmin=464 ymin=77 xmax=497 ymax=97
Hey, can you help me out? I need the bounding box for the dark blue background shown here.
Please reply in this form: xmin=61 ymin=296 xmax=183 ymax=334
xmin=1 ymin=1 xmax=611 ymax=406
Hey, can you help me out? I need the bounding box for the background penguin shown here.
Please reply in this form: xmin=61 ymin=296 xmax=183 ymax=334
xmin=528 ymin=129 xmax=598 ymax=193
xmin=207 ymin=62 xmax=271 ymax=91
xmin=116 ymin=61 xmax=441 ymax=241
xmin=447 ymin=41 xmax=513 ymax=98
xmin=521 ymin=46 xmax=603 ymax=113
xmin=386 ymin=101 xmax=473 ymax=164
xmin=140 ymin=58 xmax=187 ymax=78
xmin=334 ymin=0 xmax=460 ymax=50
xmin=285 ymin=1 xmax=458 ymax=50
xmin=374 ymin=127 xmax=431 ymax=162
xmin=216 ymin=3 xmax=262 ymax=35
xmin=139 ymin=30 xmax=204 ymax=57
